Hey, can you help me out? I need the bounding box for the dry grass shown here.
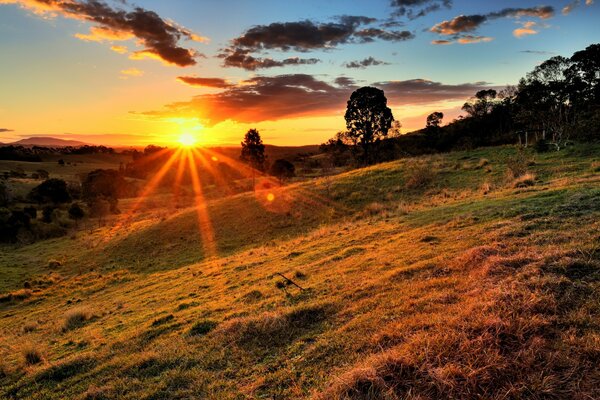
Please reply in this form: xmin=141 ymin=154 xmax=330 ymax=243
xmin=512 ymin=172 xmax=536 ymax=188
xmin=62 ymin=307 xmax=93 ymax=331
xmin=22 ymin=346 xmax=44 ymax=366
xmin=0 ymin=144 xmax=598 ymax=399
xmin=404 ymin=161 xmax=436 ymax=189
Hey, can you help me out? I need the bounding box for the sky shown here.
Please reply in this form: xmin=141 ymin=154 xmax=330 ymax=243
xmin=0 ymin=0 xmax=599 ymax=147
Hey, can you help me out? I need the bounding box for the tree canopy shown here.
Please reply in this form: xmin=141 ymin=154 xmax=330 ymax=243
xmin=344 ymin=86 xmax=394 ymax=165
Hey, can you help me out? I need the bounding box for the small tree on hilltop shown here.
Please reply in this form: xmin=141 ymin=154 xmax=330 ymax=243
xmin=270 ymin=159 xmax=295 ymax=183
xmin=425 ymin=112 xmax=444 ymax=144
xmin=240 ymin=129 xmax=266 ymax=190
xmin=344 ymin=86 xmax=394 ymax=165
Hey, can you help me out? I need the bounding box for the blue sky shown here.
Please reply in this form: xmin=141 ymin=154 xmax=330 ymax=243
xmin=0 ymin=0 xmax=599 ymax=145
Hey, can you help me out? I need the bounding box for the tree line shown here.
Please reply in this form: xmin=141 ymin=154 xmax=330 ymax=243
xmin=322 ymin=43 xmax=600 ymax=166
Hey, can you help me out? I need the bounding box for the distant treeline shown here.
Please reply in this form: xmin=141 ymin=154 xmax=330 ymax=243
xmin=0 ymin=145 xmax=115 ymax=162
xmin=322 ymin=43 xmax=600 ymax=166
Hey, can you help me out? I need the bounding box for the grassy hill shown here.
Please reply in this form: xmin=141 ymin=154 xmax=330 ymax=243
xmin=0 ymin=144 xmax=599 ymax=399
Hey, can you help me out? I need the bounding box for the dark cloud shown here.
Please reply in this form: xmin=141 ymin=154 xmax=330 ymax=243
xmin=138 ymin=74 xmax=490 ymax=125
xmin=5 ymin=0 xmax=202 ymax=66
xmin=344 ymin=57 xmax=389 ymax=69
xmin=430 ymin=6 xmax=554 ymax=37
xmin=520 ymin=50 xmax=556 ymax=55
xmin=0 ymin=128 xmax=14 ymax=133
xmin=230 ymin=17 xmax=376 ymax=52
xmin=220 ymin=16 xmax=413 ymax=70
xmin=334 ymin=77 xmax=357 ymax=87
xmin=391 ymin=0 xmax=452 ymax=19
xmin=218 ymin=48 xmax=320 ymax=70
xmin=177 ymin=77 xmax=234 ymax=89
xmin=354 ymin=28 xmax=414 ymax=42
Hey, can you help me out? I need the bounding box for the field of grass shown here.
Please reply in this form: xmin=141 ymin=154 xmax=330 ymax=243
xmin=0 ymin=144 xmax=599 ymax=399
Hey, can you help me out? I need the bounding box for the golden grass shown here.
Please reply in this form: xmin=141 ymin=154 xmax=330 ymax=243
xmin=0 ymin=144 xmax=599 ymax=399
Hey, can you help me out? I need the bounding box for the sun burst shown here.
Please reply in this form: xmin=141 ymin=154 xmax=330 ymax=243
xmin=178 ymin=133 xmax=198 ymax=147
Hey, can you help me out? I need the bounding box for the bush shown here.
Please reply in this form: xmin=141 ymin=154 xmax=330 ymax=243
xmin=22 ymin=346 xmax=43 ymax=365
xmin=533 ymin=139 xmax=551 ymax=153
xmin=28 ymin=178 xmax=71 ymax=204
xmin=405 ymin=162 xmax=436 ymax=189
xmin=62 ymin=307 xmax=93 ymax=331
xmin=506 ymin=150 xmax=529 ymax=178
xmin=512 ymin=173 xmax=536 ymax=188
xmin=189 ymin=320 xmax=218 ymax=336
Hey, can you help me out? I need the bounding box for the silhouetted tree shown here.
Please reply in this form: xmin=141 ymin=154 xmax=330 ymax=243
xmin=68 ymin=203 xmax=85 ymax=227
xmin=426 ymin=112 xmax=444 ymax=129
xmin=270 ymin=159 xmax=295 ymax=183
xmin=344 ymin=86 xmax=394 ymax=165
xmin=240 ymin=129 xmax=266 ymax=189
xmin=29 ymin=179 xmax=71 ymax=204
xmin=23 ymin=206 xmax=37 ymax=219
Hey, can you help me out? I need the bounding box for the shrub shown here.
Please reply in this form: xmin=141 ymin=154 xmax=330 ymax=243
xmin=23 ymin=346 xmax=44 ymax=365
xmin=189 ymin=320 xmax=218 ymax=336
xmin=62 ymin=307 xmax=93 ymax=331
xmin=506 ymin=150 xmax=529 ymax=178
xmin=405 ymin=162 xmax=436 ymax=189
xmin=151 ymin=314 xmax=174 ymax=326
xmin=534 ymin=139 xmax=551 ymax=153
xmin=512 ymin=173 xmax=536 ymax=188
xmin=23 ymin=322 xmax=37 ymax=333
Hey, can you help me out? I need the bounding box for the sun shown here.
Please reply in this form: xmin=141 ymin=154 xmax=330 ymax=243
xmin=178 ymin=133 xmax=198 ymax=147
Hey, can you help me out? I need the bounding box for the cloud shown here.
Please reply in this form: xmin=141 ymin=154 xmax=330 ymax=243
xmin=429 ymin=6 xmax=555 ymax=43
xmin=513 ymin=21 xmax=539 ymax=38
xmin=334 ymin=76 xmax=357 ymax=87
xmin=457 ymin=35 xmax=493 ymax=44
xmin=431 ymin=39 xmax=453 ymax=45
xmin=0 ymin=0 xmax=204 ymax=66
xmin=218 ymin=48 xmax=321 ymax=70
xmin=120 ymin=67 xmax=144 ymax=78
xmin=344 ymin=57 xmax=389 ymax=69
xmin=137 ymin=74 xmax=490 ymax=125
xmin=562 ymin=0 xmax=594 ymax=15
xmin=430 ymin=14 xmax=487 ymax=35
xmin=220 ymin=16 xmax=413 ymax=70
xmin=0 ymin=128 xmax=14 ymax=133
xmin=390 ymin=0 xmax=452 ymax=19
xmin=520 ymin=50 xmax=555 ymax=55
xmin=110 ymin=45 xmax=128 ymax=54
xmin=177 ymin=76 xmax=234 ymax=89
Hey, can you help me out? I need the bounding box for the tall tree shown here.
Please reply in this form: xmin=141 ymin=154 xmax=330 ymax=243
xmin=344 ymin=87 xmax=394 ymax=165
xmin=240 ymin=129 xmax=266 ymax=190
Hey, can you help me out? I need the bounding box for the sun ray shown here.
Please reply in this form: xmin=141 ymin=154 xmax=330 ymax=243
xmin=105 ymin=147 xmax=183 ymax=239
xmin=187 ymin=149 xmax=217 ymax=257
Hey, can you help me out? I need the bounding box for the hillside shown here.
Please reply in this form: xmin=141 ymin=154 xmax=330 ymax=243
xmin=9 ymin=137 xmax=89 ymax=147
xmin=0 ymin=145 xmax=599 ymax=399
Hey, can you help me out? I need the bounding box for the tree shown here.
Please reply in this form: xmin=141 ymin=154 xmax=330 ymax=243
xmin=29 ymin=178 xmax=71 ymax=204
xmin=426 ymin=112 xmax=444 ymax=129
xmin=270 ymin=159 xmax=295 ymax=183
xmin=462 ymin=90 xmax=498 ymax=118
xmin=240 ymin=129 xmax=266 ymax=189
xmin=344 ymin=86 xmax=394 ymax=165
xmin=68 ymin=203 xmax=85 ymax=227
xmin=82 ymin=169 xmax=127 ymax=213
xmin=89 ymin=198 xmax=110 ymax=226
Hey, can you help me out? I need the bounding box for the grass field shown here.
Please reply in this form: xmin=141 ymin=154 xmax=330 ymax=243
xmin=0 ymin=144 xmax=599 ymax=399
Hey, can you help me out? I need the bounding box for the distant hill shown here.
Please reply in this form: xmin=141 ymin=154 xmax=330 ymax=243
xmin=9 ymin=136 xmax=89 ymax=147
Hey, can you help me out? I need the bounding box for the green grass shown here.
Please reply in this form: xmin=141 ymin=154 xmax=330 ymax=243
xmin=0 ymin=144 xmax=599 ymax=399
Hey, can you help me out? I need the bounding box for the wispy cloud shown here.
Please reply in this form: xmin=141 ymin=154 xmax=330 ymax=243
xmin=344 ymin=57 xmax=389 ymax=69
